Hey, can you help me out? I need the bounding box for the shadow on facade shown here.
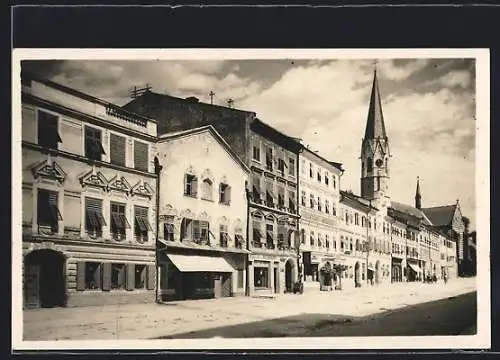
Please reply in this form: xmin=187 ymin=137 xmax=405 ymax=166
xmin=154 ymin=291 xmax=476 ymax=339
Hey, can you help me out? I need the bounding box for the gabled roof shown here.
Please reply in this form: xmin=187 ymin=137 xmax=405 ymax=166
xmin=340 ymin=190 xmax=378 ymax=213
xmin=158 ymin=125 xmax=250 ymax=173
xmin=389 ymin=201 xmax=433 ymax=226
xmin=364 ymin=69 xmax=387 ymax=140
xmin=422 ymin=204 xmax=457 ymax=227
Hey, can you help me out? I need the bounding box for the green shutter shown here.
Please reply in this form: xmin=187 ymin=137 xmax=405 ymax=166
xmin=102 ymin=263 xmax=112 ymax=291
xmin=76 ymin=262 xmax=86 ymax=291
xmin=126 ymin=264 xmax=135 ymax=291
xmin=147 ymin=264 xmax=156 ymax=290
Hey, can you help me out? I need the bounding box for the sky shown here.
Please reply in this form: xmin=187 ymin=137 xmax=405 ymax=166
xmin=22 ymin=58 xmax=476 ymax=229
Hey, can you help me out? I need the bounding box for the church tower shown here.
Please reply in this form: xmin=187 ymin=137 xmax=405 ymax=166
xmin=360 ymin=66 xmax=391 ymax=206
xmin=415 ymin=176 xmax=422 ymax=209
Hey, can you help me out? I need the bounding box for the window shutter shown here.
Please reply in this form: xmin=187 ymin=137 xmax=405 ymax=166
xmin=126 ymin=264 xmax=135 ymax=290
xmin=147 ymin=264 xmax=156 ymax=290
xmin=101 ymin=263 xmax=112 ymax=291
xmin=226 ymin=186 xmax=231 ymax=203
xmin=76 ymin=262 xmax=86 ymax=291
xmin=110 ymin=133 xmax=126 ymax=166
xmin=134 ymin=141 xmax=149 ymax=171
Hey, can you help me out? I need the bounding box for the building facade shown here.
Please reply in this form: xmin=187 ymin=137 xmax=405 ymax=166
xmin=21 ymin=74 xmax=158 ymax=308
xmin=155 ymin=126 xmax=250 ymax=301
xmin=298 ymin=147 xmax=343 ymax=285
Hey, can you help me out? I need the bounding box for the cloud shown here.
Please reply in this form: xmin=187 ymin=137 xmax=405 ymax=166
xmin=436 ymin=70 xmax=473 ymax=89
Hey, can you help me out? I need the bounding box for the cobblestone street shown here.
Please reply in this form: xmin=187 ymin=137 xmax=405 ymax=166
xmin=23 ymin=277 xmax=476 ymax=340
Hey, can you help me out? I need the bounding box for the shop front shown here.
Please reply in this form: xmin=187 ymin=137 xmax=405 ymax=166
xmin=406 ymin=261 xmax=422 ymax=282
xmin=391 ymin=257 xmax=403 ymax=283
xmin=159 ymin=248 xmax=244 ymax=301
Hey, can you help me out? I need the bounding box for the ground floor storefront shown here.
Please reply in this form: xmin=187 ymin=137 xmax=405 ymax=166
xmin=248 ymin=252 xmax=298 ymax=295
xmin=22 ymin=238 xmax=156 ymax=309
xmin=158 ymin=245 xmax=247 ymax=302
xmin=391 ymin=257 xmax=404 ymax=283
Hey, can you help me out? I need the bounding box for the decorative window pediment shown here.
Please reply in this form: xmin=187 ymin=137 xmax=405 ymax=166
xmin=199 ymin=211 xmax=209 ymax=222
xmin=161 ymin=204 xmax=178 ymax=217
xmin=31 ymin=158 xmax=66 ymax=184
xmin=185 ymin=165 xmax=197 ymax=176
xmin=201 ymin=168 xmax=214 ymax=181
xmin=130 ymin=180 xmax=154 ymax=199
xmin=79 ymin=166 xmax=108 ymax=190
xmin=107 ymin=174 xmax=131 ymax=193
xmin=220 ymin=175 xmax=229 ymax=184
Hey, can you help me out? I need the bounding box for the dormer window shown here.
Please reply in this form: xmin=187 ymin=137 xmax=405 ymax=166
xmin=38 ymin=110 xmax=62 ymax=149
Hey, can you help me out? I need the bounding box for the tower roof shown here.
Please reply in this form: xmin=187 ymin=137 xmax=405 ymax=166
xmin=415 ymin=176 xmax=421 ymax=198
xmin=364 ymin=69 xmax=387 ymax=140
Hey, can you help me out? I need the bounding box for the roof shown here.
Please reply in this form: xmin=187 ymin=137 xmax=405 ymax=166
xmin=251 ymin=118 xmax=302 ymax=152
xmin=158 ymin=125 xmax=250 ymax=173
xmin=22 ymin=71 xmax=156 ymax=125
xmin=422 ymin=205 xmax=457 ymax=227
xmin=389 ymin=201 xmax=433 ymax=226
xmin=364 ymin=69 xmax=387 ymax=140
xmin=340 ymin=191 xmax=378 ymax=213
xmin=300 ymin=146 xmax=344 ymax=173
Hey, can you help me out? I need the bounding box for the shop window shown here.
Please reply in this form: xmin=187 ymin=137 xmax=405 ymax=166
xmin=37 ymin=110 xmax=62 ymax=149
xmin=110 ymin=202 xmax=130 ymax=240
xmin=85 ymin=197 xmax=106 ymax=237
xmin=85 ymin=126 xmax=106 ymax=161
xmin=37 ymin=189 xmax=62 ymax=232
xmin=111 ymin=263 xmax=126 ymax=290
xmin=85 ymin=262 xmax=101 ymax=290
xmin=254 ymin=267 xmax=269 ymax=288
xmin=135 ymin=264 xmax=146 ymax=289
xmin=184 ymin=174 xmax=198 ymax=197
xmin=219 ymin=183 xmax=231 ymax=205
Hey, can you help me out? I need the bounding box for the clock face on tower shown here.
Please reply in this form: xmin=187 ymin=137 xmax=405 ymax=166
xmin=375 ymin=159 xmax=384 ymax=167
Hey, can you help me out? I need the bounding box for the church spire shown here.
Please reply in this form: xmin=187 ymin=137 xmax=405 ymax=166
xmin=364 ymin=66 xmax=387 ymax=140
xmin=415 ymin=176 xmax=422 ymax=209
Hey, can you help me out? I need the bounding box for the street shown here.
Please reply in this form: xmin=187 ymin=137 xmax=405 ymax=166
xmin=23 ymin=277 xmax=476 ymax=340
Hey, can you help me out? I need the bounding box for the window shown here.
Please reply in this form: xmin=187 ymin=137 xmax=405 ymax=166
xmin=332 ymin=203 xmax=337 ymax=216
xmin=109 ymin=133 xmax=126 ymax=166
xmin=317 ymin=171 xmax=321 ymax=182
xmin=85 ymin=126 xmax=105 ymax=161
xmin=252 ymin=174 xmax=261 ymax=203
xmin=184 ymin=174 xmax=198 ymax=197
xmin=301 ymin=159 xmax=305 ymax=174
xmin=310 ymin=231 xmax=315 ymax=246
xmin=219 ymin=183 xmax=231 ymax=205
xmin=277 ymin=185 xmax=285 ymax=208
xmin=310 ymin=194 xmax=315 ymax=208
xmin=367 ymin=157 xmax=373 ymax=172
xmin=265 ymin=181 xmax=275 ymax=207
xmin=135 ymin=264 xmax=146 ymax=289
xmin=317 ymin=234 xmax=322 ymax=247
xmin=134 ymin=206 xmax=152 ymax=242
xmin=326 ymin=235 xmax=330 ymax=248
xmin=181 ymin=218 xmax=211 ymax=245
xmin=85 ymin=262 xmax=101 ymax=290
xmin=252 ymin=219 xmax=263 ymax=247
xmin=309 ymin=163 xmax=313 ymax=178
xmin=254 ymin=267 xmax=269 ymax=288
xmin=288 ymin=158 xmax=295 ymax=176
xmin=134 ymin=140 xmax=149 ymax=171
xmin=355 ymin=213 xmax=359 ymax=226
xmin=37 ymin=110 xmax=61 ymax=149
xmin=220 ymin=224 xmax=230 ymax=247
xmin=201 ymin=178 xmax=213 ymax=200
xmin=317 ymin=196 xmax=322 ymax=212
xmin=110 ymin=202 xmax=130 ymax=240
xmin=164 ymin=216 xmax=174 ymax=241
xmin=301 ymin=191 xmax=306 ymax=206
xmin=332 ymin=176 xmax=337 ymax=189
xmin=265 ymin=147 xmax=273 ymax=171
xmin=325 ymin=200 xmax=330 ymax=214
xmin=37 ymin=189 xmax=62 ymax=232
xmin=288 ymin=190 xmax=296 ymax=213
xmin=252 ymin=141 xmax=261 ymax=161
xmin=85 ymin=197 xmax=106 ymax=237
xmin=266 ymin=223 xmax=274 ymax=249
xmin=325 ymin=173 xmax=329 ymax=185
xmin=235 ymin=229 xmax=244 ymax=249
xmin=278 ymin=158 xmax=285 ymax=175
xmin=111 ymin=263 xmax=126 ymax=289
xmin=237 ymin=269 xmax=244 ymax=288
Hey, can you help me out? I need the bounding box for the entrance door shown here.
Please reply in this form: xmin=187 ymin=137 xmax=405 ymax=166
xmin=213 ymin=274 xmax=222 ymax=298
xmin=273 ymin=267 xmax=279 ymax=293
xmin=285 ymin=260 xmax=293 ymax=292
xmin=24 ymin=250 xmax=66 ymax=308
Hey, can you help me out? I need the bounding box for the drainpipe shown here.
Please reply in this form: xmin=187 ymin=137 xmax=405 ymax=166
xmin=154 ymin=156 xmax=163 ymax=304
xmin=245 ymin=181 xmax=250 ymax=297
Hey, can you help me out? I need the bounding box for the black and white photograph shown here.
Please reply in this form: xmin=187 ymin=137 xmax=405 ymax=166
xmin=12 ymin=49 xmax=489 ymax=350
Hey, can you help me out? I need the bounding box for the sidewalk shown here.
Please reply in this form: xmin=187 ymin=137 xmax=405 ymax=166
xmin=22 ymin=277 xmax=477 ymax=341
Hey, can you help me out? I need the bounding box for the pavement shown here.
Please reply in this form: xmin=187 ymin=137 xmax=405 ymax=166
xmin=23 ymin=277 xmax=477 ymax=340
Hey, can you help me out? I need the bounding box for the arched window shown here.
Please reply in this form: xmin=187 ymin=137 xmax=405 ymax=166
xmin=219 ymin=183 xmax=231 ymax=205
xmin=201 ymin=178 xmax=213 ymax=200
xmin=367 ymin=157 xmax=373 ymax=172
xmin=184 ymin=173 xmax=198 ymax=197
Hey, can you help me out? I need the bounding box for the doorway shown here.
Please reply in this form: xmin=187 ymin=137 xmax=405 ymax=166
xmin=24 ymin=250 xmax=66 ymax=309
xmin=273 ymin=267 xmax=279 ymax=293
xmin=354 ymin=262 xmax=361 ymax=287
xmin=285 ymin=259 xmax=293 ymax=292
